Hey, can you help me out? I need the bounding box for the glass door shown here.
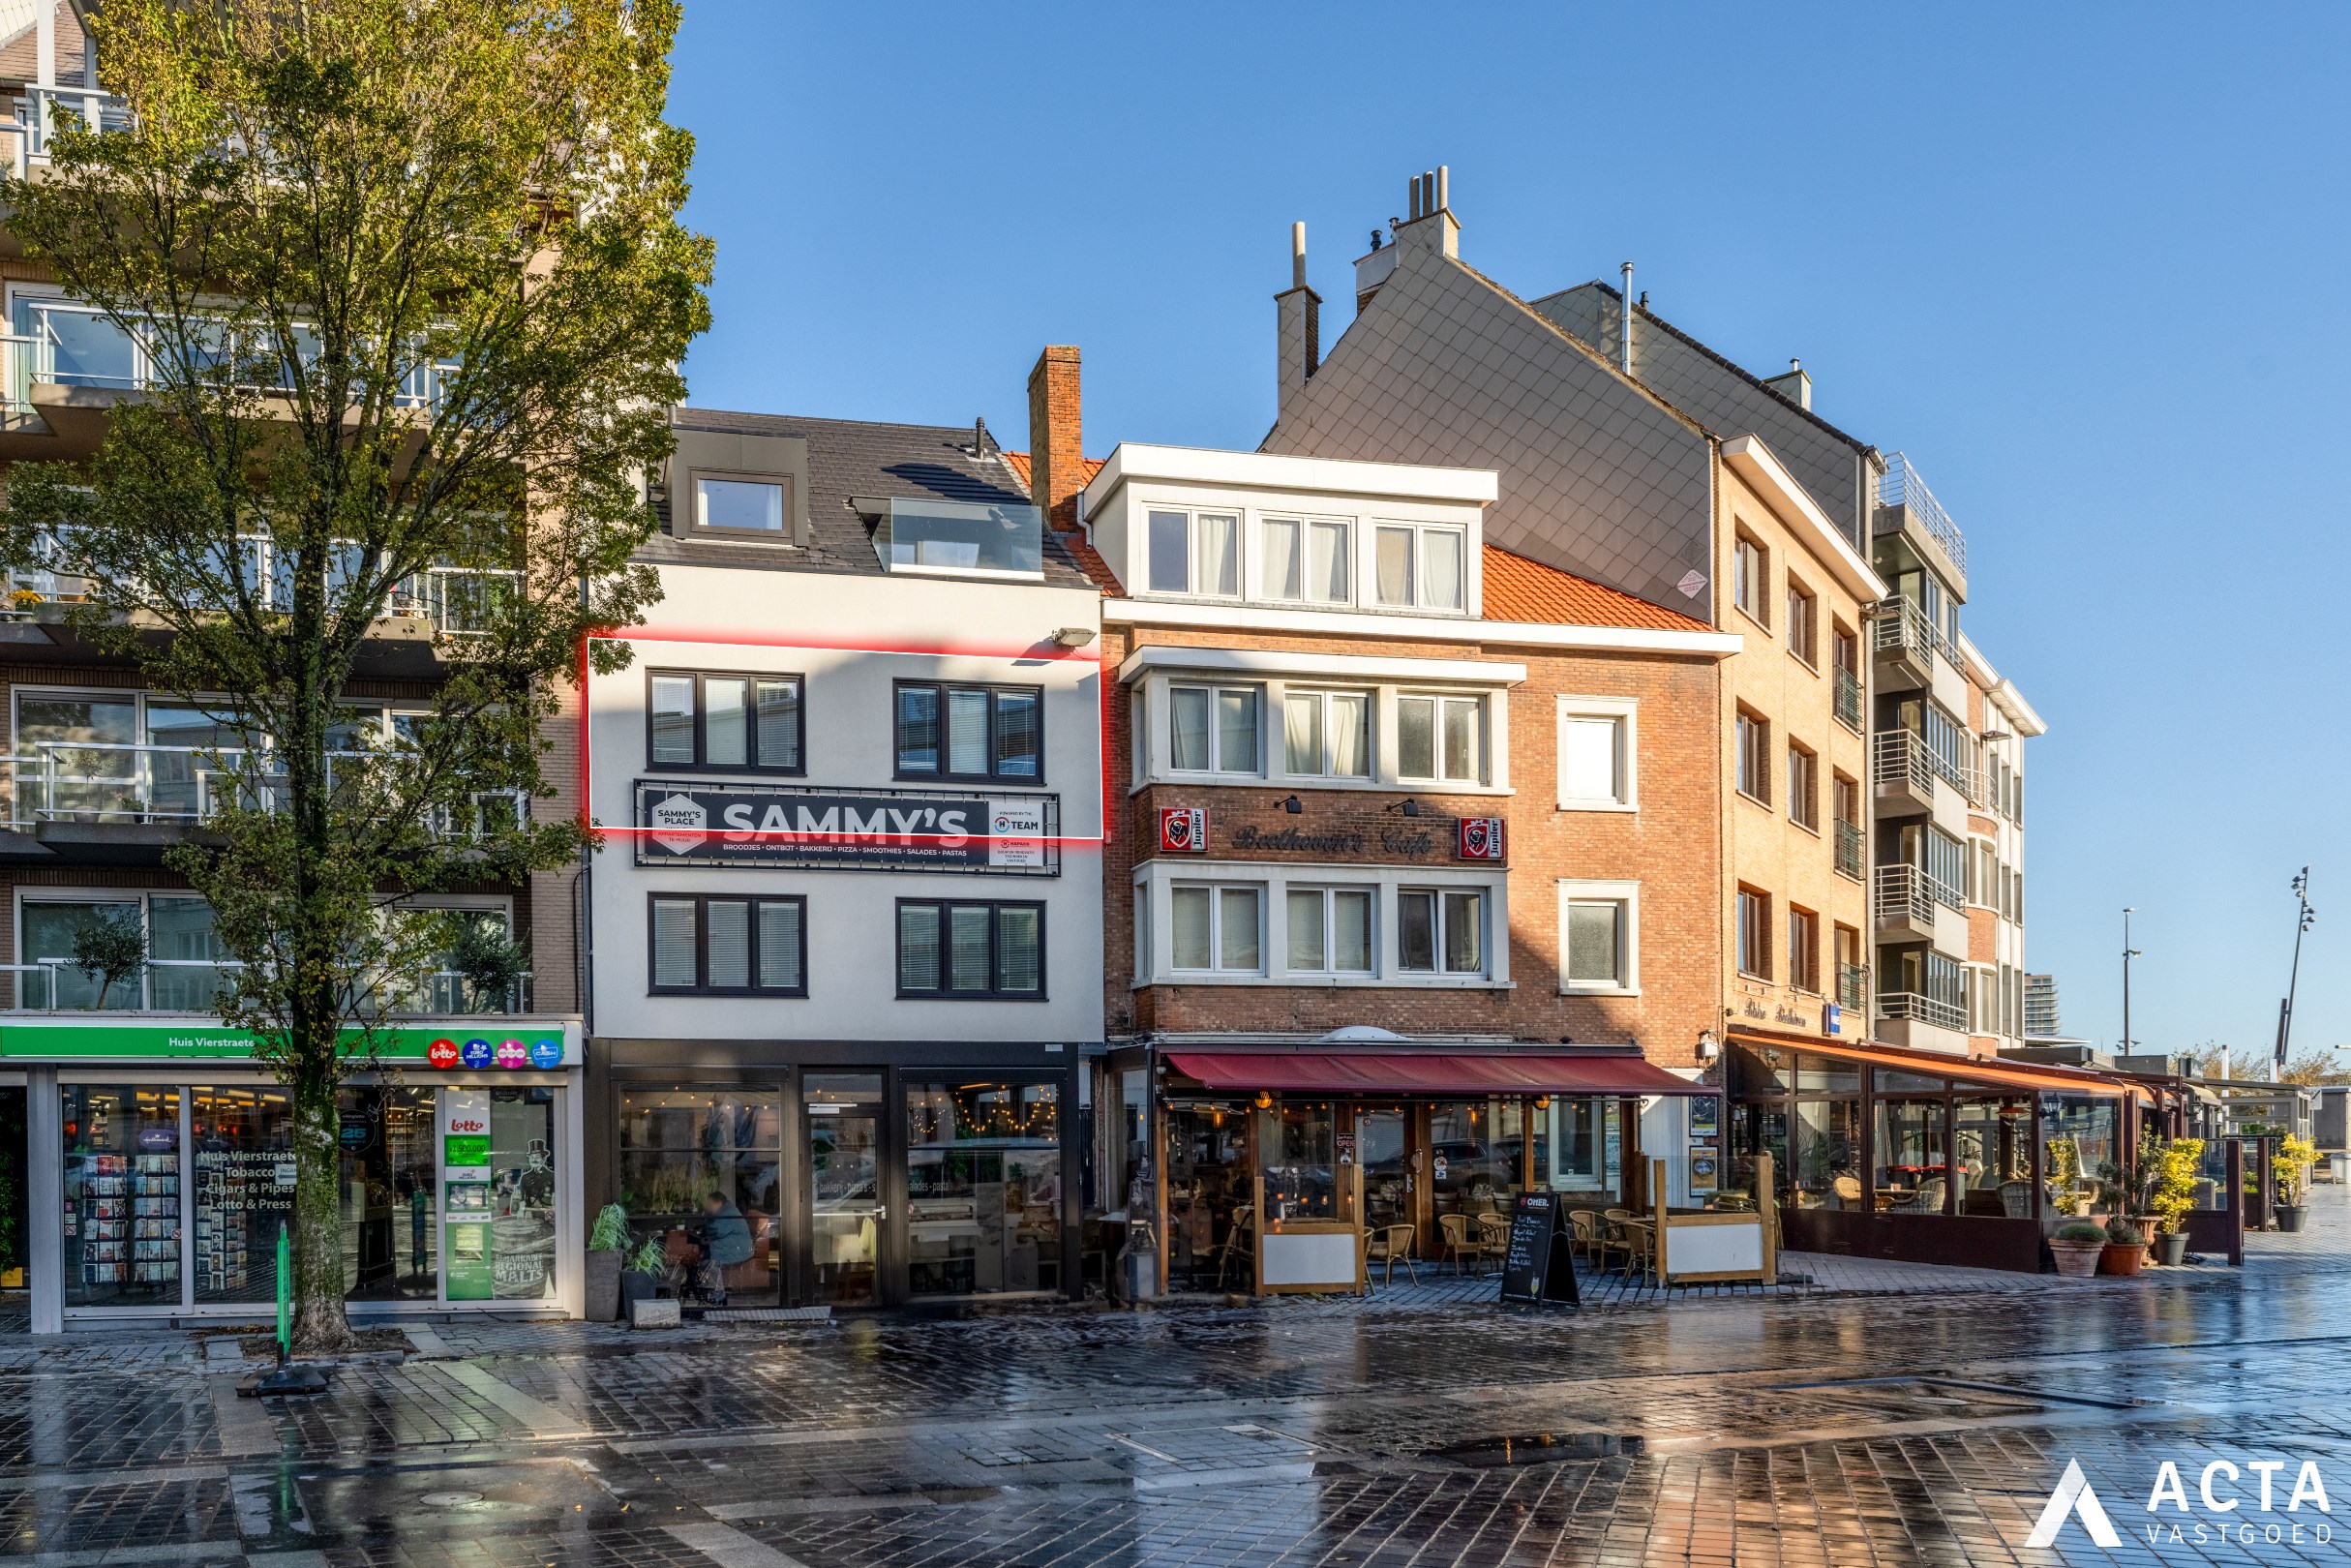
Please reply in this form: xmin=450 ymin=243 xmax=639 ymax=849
xmin=805 ymin=1073 xmax=883 ymax=1306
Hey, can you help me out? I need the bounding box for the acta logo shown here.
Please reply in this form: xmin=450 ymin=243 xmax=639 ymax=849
xmin=2027 ymin=1455 xmax=2335 ymax=1550
xmin=2027 ymin=1460 xmax=2122 ymax=1548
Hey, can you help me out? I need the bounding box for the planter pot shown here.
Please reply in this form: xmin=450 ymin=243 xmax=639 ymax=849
xmin=2049 ymin=1241 xmax=2103 ymax=1279
xmin=586 ymin=1249 xmax=622 ymax=1323
xmin=2071 ymin=1198 xmax=2094 ymax=1218
xmin=2097 ymin=1242 xmax=2144 ymax=1277
xmin=618 ymin=1269 xmax=661 ymax=1312
xmin=2276 ymin=1204 xmax=2306 ymax=1234
xmin=2155 ymin=1231 xmax=2189 ymax=1266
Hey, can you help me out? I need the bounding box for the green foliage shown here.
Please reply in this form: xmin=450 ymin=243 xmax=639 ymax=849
xmin=2043 ymin=1136 xmax=2080 ymax=1208
xmin=0 ymin=0 xmax=708 ymax=1347
xmin=2149 ymin=1137 xmax=2203 ymax=1235
xmin=442 ymin=913 xmax=530 ymax=1014
xmin=2103 ymin=1217 xmax=2143 ymax=1247
xmin=626 ymin=1238 xmax=667 ymax=1276
xmin=588 ymin=1202 xmax=630 ymax=1253
xmin=2055 ymin=1221 xmax=2108 ymax=1245
xmin=2275 ymin=1134 xmax=2319 ymax=1206
xmin=69 ymin=908 xmax=148 ymax=1010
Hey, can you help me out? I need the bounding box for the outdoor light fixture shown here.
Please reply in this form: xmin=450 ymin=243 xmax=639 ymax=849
xmin=1385 ymin=797 xmax=1422 ymax=817
xmin=1697 ymin=1030 xmax=1720 ymax=1062
xmin=1050 ymin=626 xmax=1096 ymax=648
xmin=1533 ymin=1095 xmax=1552 ymax=1110
xmin=1280 ymin=795 xmax=1303 ymax=814
xmin=1253 ymin=1091 xmax=1273 ymax=1109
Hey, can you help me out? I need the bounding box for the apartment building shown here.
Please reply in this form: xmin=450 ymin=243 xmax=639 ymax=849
xmin=1023 ymin=348 xmax=1733 ymax=1294
xmin=581 ymin=409 xmax=1103 ymax=1309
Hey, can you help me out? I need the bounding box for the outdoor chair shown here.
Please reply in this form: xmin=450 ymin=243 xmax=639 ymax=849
xmin=1437 ymin=1212 xmax=1486 ymax=1275
xmin=1896 ymin=1177 xmax=1946 ymax=1215
xmin=1215 ymin=1204 xmax=1255 ymax=1289
xmin=1474 ymin=1211 xmax=1511 ymax=1267
xmin=1615 ymin=1215 xmax=1656 ymax=1281
xmin=1999 ymin=1180 xmax=2035 ymax=1218
xmin=1364 ymin=1222 xmax=1420 ymax=1286
xmin=1568 ymin=1208 xmax=1605 ymax=1261
xmin=1831 ymin=1175 xmax=1865 ymax=1210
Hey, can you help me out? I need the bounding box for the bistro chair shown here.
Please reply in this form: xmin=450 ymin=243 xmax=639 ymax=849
xmin=1215 ymin=1204 xmax=1256 ymax=1290
xmin=1474 ymin=1210 xmax=1512 ymax=1267
xmin=1897 ymin=1177 xmax=1947 ymax=1215
xmin=1570 ymin=1209 xmax=1622 ymax=1272
xmin=1999 ymin=1180 xmax=2035 ymax=1219
xmin=1830 ymin=1176 xmax=1865 ymax=1211
xmin=1616 ymin=1215 xmax=1656 ymax=1282
xmin=1437 ymin=1213 xmax=1485 ymax=1276
xmin=1365 ymin=1222 xmax=1420 ymax=1286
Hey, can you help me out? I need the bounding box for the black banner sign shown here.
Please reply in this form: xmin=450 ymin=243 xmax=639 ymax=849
xmin=632 ymin=781 xmax=1061 ymax=876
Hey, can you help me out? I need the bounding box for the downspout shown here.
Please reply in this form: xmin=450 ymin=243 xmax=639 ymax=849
xmin=1619 ymin=261 xmax=1635 ymax=377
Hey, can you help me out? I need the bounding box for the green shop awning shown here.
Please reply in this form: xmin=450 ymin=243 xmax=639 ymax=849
xmin=0 ymin=1016 xmax=583 ymax=1068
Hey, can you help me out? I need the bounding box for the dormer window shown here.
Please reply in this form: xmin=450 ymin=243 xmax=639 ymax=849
xmin=1262 ymin=518 xmax=1350 ymax=604
xmin=1146 ymin=508 xmax=1238 ymax=597
xmin=1373 ymin=524 xmax=1466 ymax=612
xmin=865 ymin=498 xmax=1043 ymax=580
xmin=695 ymin=475 xmax=788 ymax=535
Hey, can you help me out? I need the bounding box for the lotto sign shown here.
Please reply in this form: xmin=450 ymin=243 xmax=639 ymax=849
xmin=494 ymin=1039 xmax=529 ymax=1070
xmin=527 ymin=1038 xmax=564 ymax=1070
xmin=1159 ymin=806 xmax=1206 ymax=854
xmin=427 ymin=1038 xmax=460 ymax=1070
xmin=1457 ymin=817 xmax=1506 ymax=860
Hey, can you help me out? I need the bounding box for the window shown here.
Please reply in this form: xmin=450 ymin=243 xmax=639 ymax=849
xmin=1737 ymin=887 xmax=1770 ymax=979
xmin=1833 ymin=623 xmax=1858 ymax=675
xmin=20 ymin=894 xmax=236 ymax=1012
xmin=1787 ymin=740 xmax=1818 ymax=829
xmin=1262 ymin=518 xmax=1350 ymax=603
xmin=1372 ymin=524 xmax=1466 ymax=611
xmin=648 ymin=671 xmax=803 ymax=772
xmin=1398 ymin=889 xmax=1485 ymax=975
xmin=1786 ymin=578 xmax=1818 ymax=666
xmin=1787 ymin=906 xmax=1820 ymax=993
xmin=1282 ymin=689 xmax=1371 ymax=778
xmin=1145 ymin=508 xmax=1239 ymax=596
xmin=648 ymin=894 xmax=806 ymax=995
xmin=894 ymin=681 xmax=1041 ymax=781
xmin=1833 ymin=773 xmax=1859 ymax=829
xmin=692 ymin=475 xmax=790 ymax=536
xmin=1733 ymin=533 xmax=1768 ymax=625
xmin=1170 ymin=885 xmax=1262 ymax=975
xmin=1556 ymin=699 xmax=1635 ymax=809
xmin=895 ymin=900 xmax=1043 ymax=999
xmin=1285 ymin=887 xmax=1374 ymax=975
xmin=1398 ymin=694 xmax=1484 ymax=784
xmin=1735 ymin=709 xmax=1770 ymax=803
xmin=1168 ymin=684 xmax=1261 ymax=774
xmin=1558 ymin=881 xmax=1638 ymax=993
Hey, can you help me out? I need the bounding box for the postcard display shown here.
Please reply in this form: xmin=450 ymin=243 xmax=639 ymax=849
xmin=63 ymin=1086 xmax=183 ymax=1304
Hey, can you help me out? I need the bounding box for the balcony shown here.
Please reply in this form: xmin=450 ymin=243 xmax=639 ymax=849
xmin=871 ymin=498 xmax=1043 ymax=581
xmin=1833 ymin=665 xmax=1862 ymax=733
xmin=2 ymin=963 xmax=532 ymax=1015
xmin=1878 ymin=989 xmax=1966 ymax=1034
xmin=1837 ymin=962 xmax=1870 ymax=1012
xmin=1872 ymin=728 xmax=1975 ymax=818
xmin=1874 ymin=863 xmax=1940 ymax=940
xmin=1834 ymin=819 xmax=1865 ymax=881
xmin=1873 ymin=453 xmax=1967 ymax=591
xmin=4 ymin=85 xmax=134 ymax=176
xmin=1870 ymin=593 xmax=1944 ymax=689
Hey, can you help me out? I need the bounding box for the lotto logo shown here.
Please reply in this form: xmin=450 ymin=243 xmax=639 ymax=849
xmin=427 ymin=1038 xmax=460 ymax=1070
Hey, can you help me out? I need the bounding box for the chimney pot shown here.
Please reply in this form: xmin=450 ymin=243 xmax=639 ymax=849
xmin=1290 ymin=221 xmax=1308 ymax=290
xmin=1435 ymin=165 xmax=1449 ymax=210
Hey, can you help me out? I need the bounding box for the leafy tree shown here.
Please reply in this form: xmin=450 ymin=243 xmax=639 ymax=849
xmin=2276 ymin=1048 xmax=2351 ymax=1087
xmin=69 ymin=908 xmax=148 ymax=1011
xmin=0 ymin=0 xmax=709 ymax=1347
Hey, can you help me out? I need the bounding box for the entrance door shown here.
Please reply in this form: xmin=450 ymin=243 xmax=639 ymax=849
xmin=804 ymin=1073 xmax=884 ymax=1307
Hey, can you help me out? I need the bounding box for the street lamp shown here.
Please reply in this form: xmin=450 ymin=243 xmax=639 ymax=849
xmin=2276 ymin=868 xmax=2317 ymax=1074
xmin=2121 ymin=908 xmax=2141 ymax=1053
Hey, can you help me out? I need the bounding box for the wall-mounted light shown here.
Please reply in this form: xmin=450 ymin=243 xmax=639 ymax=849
xmin=1697 ymin=1029 xmax=1720 ymax=1063
xmin=1533 ymin=1095 xmax=1552 ymax=1110
xmin=1050 ymin=626 xmax=1096 ymax=648
xmin=1385 ymin=797 xmax=1422 ymax=817
xmin=1280 ymin=795 xmax=1303 ymax=814
xmin=1253 ymin=1090 xmax=1274 ymax=1109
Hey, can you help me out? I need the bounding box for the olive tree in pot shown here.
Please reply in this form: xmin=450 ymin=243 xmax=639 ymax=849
xmin=586 ymin=1204 xmax=631 ymax=1323
xmin=2148 ymin=1137 xmax=2204 ymax=1265
xmin=2049 ymin=1221 xmax=2107 ymax=1279
xmin=2274 ymin=1135 xmax=2318 ymax=1233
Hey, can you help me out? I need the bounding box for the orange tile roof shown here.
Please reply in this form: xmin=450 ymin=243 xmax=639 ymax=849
xmin=1001 ymin=450 xmax=1123 ymax=592
xmin=999 ymin=450 xmax=1105 ymax=491
xmin=1480 ymin=546 xmax=1711 ymax=632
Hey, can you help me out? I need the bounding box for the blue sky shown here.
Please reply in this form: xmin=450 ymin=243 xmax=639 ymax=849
xmin=668 ymin=3 xmax=2348 ymax=1067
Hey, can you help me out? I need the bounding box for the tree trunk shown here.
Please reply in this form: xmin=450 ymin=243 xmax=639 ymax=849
xmin=288 ymin=1020 xmax=354 ymax=1353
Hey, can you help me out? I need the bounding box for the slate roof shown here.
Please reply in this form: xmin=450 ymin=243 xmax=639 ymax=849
xmin=1480 ymin=546 xmax=1711 ymax=632
xmin=641 ymin=409 xmax=1097 ymax=589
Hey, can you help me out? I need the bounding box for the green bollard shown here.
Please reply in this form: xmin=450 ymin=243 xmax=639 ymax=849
xmin=275 ymin=1220 xmax=290 ymax=1362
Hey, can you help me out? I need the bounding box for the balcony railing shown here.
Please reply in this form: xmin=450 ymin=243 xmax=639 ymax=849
xmin=1879 ymin=989 xmax=1966 ymax=1033
xmin=1874 ymin=862 xmax=1954 ymax=926
xmin=1876 ymin=453 xmax=1967 ymax=577
xmin=5 ymin=86 xmax=133 ymax=175
xmin=1871 ymin=593 xmax=1949 ymax=667
xmin=1 ymin=744 xmax=527 ymax=835
xmin=1872 ymin=728 xmax=1975 ymax=804
xmin=3 ymin=962 xmax=530 ymax=1015
xmin=1833 ymin=665 xmax=1862 ymax=732
xmin=1837 ymin=962 xmax=1870 ymax=1012
xmin=1835 ymin=820 xmax=1865 ymax=881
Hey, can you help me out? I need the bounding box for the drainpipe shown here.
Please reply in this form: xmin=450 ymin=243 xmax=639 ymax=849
xmin=1619 ymin=261 xmax=1635 ymax=377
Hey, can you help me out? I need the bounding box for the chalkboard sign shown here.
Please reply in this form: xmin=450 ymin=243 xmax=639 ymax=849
xmin=1498 ymin=1191 xmax=1581 ymax=1308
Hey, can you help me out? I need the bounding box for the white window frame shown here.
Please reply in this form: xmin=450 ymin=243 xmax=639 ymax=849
xmin=1555 ymin=879 xmax=1640 ymax=995
xmin=1132 ymin=860 xmax=1507 ymax=988
xmin=1163 ymin=681 xmax=1263 ymax=776
xmin=1142 ymin=505 xmax=1242 ymax=599
xmin=1395 ymin=885 xmax=1489 ymax=978
xmin=1555 ymin=696 xmax=1637 ymax=812
xmin=1282 ymin=885 xmax=1377 ymax=978
xmin=1281 ymin=687 xmax=1373 ymax=780
xmin=1396 ymin=690 xmax=1488 ymax=787
xmin=1258 ymin=515 xmax=1354 ymax=606
xmin=1370 ymin=522 xmax=1469 ymax=614
xmin=1167 ymin=881 xmax=1265 ymax=976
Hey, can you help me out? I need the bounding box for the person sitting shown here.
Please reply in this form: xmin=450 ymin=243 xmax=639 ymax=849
xmin=690 ymin=1192 xmax=754 ymax=1306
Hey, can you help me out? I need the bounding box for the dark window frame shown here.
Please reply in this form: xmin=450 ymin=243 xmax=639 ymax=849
xmin=893 ymin=898 xmax=1047 ymax=1001
xmin=890 ymin=679 xmax=1047 ymax=784
xmin=682 ymin=468 xmax=798 ymax=542
xmin=646 ymin=892 xmax=809 ymax=997
xmin=645 ymin=668 xmax=807 ymax=775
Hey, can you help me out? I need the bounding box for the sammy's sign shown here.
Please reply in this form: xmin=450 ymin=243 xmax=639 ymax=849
xmin=634 ymin=781 xmax=1059 ymax=875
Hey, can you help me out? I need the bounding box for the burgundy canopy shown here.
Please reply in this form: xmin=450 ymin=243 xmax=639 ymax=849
xmin=1161 ymin=1050 xmax=1707 ymax=1097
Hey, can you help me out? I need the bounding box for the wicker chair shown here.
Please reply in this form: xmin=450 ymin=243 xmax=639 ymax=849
xmin=1214 ymin=1204 xmax=1255 ymax=1289
xmin=1364 ymin=1222 xmax=1420 ymax=1286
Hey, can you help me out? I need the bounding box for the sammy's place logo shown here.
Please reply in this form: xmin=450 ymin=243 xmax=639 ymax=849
xmin=2027 ymin=1454 xmax=2334 ymax=1551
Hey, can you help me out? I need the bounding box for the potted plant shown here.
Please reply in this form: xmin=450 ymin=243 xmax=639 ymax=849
xmin=586 ymin=1204 xmax=630 ymax=1322
xmin=2045 ymin=1136 xmax=2089 ymax=1217
xmin=2274 ymin=1134 xmax=2318 ymax=1232
xmin=619 ymin=1237 xmax=668 ymax=1314
xmin=2148 ymin=1137 xmax=2204 ymax=1266
xmin=2098 ymin=1218 xmax=2145 ymax=1277
xmin=2050 ymin=1221 xmax=2106 ymax=1279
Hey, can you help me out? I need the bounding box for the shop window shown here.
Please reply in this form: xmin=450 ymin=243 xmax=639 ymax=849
xmin=190 ymin=1086 xmax=294 ymax=1305
xmin=648 ymin=894 xmax=806 ymax=996
xmin=1954 ymin=1094 xmax=2035 ymax=1216
xmin=1163 ymin=1101 xmax=1252 ymax=1289
xmin=1284 ymin=887 xmax=1372 ymax=976
xmin=904 ymin=1079 xmax=1060 ymax=1295
xmin=1727 ymin=1097 xmax=1791 ymax=1201
xmin=615 ymin=1086 xmax=782 ymax=1308
xmin=1873 ymin=1096 xmax=1949 ymax=1213
xmin=896 ymin=900 xmax=1043 ymax=998
xmin=648 ymin=671 xmax=803 ymax=772
xmin=893 ymin=681 xmax=1042 ymax=782
xmin=1790 ymin=1098 xmax=1861 ymax=1209
xmin=62 ymin=1084 xmax=181 ymax=1308
xmin=1399 ymin=888 xmax=1485 ymax=976
xmin=1282 ymin=689 xmax=1371 ymax=778
xmin=1261 ymin=517 xmax=1350 ymax=603
xmin=1398 ymin=694 xmax=1484 ymax=784
xmin=341 ymin=1086 xmax=438 ymax=1302
xmin=447 ymin=1085 xmax=557 ymax=1302
xmin=1170 ymin=884 xmax=1262 ymax=975
xmin=1167 ymin=683 xmax=1260 ymax=774
xmin=1431 ymin=1099 xmax=1526 ymax=1222
xmin=1265 ymin=1101 xmax=1337 ymax=1221
xmin=1359 ymin=1106 xmax=1409 ymax=1232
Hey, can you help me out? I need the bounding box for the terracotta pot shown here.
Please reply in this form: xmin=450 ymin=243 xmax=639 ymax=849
xmin=2049 ymin=1240 xmax=2103 ymax=1279
xmin=2155 ymin=1231 xmax=2189 ymax=1266
xmin=2097 ymin=1242 xmax=2143 ymax=1277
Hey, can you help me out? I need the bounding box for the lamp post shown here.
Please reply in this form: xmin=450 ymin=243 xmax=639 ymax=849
xmin=2276 ymin=868 xmax=2316 ymax=1075
xmin=2121 ymin=907 xmax=2141 ymax=1054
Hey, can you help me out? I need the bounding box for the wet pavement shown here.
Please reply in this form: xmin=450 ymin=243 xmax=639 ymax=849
xmin=1 ymin=1193 xmax=2348 ymax=1567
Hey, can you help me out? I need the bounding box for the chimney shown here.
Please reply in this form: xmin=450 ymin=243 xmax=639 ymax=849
xmin=1763 ymin=357 xmax=1813 ymax=411
xmin=1025 ymin=346 xmax=1084 ymax=531
xmin=1391 ymin=165 xmax=1459 ymax=260
xmin=1276 ymin=221 xmax=1321 ymax=414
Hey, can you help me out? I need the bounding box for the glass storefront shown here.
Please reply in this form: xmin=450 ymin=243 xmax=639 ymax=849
xmin=904 ymin=1078 xmax=1060 ymax=1296
xmin=1430 ymin=1099 xmax=1525 ymax=1221
xmin=191 ymin=1086 xmax=294 ymax=1304
xmin=806 ymin=1073 xmax=882 ymax=1306
xmin=489 ymin=1087 xmax=557 ymax=1301
xmin=1163 ymin=1099 xmax=1249 ymax=1289
xmin=616 ymin=1086 xmax=782 ymax=1307
xmin=341 ymin=1086 xmax=437 ymax=1301
xmin=62 ymin=1085 xmax=181 ymax=1307
xmin=2040 ymin=1093 xmax=2119 ymax=1215
xmin=1264 ymin=1101 xmax=1336 ymax=1221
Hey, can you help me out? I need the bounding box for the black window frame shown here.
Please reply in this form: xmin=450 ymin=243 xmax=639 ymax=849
xmin=890 ymin=679 xmax=1046 ymax=784
xmin=893 ymin=898 xmax=1047 ymax=1001
xmin=646 ymin=892 xmax=809 ymax=997
xmin=645 ymin=668 xmax=807 ymax=775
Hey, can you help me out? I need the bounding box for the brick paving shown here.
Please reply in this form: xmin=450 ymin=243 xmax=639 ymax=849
xmin=0 ymin=1191 xmax=2339 ymax=1564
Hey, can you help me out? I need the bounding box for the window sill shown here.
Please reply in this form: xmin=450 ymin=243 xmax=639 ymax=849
xmin=1735 ymin=788 xmax=1774 ymax=811
xmin=1736 ymin=968 xmax=1771 ymax=982
xmin=1734 ymin=605 xmax=1771 ymax=637
xmin=1789 ymin=650 xmax=1819 ymax=676
xmin=1559 ymin=982 xmax=1641 ymax=998
xmin=1138 ymin=975 xmax=1512 ymax=990
xmin=1556 ymin=799 xmax=1638 ymax=814
xmin=1790 ymin=817 xmax=1821 ymax=838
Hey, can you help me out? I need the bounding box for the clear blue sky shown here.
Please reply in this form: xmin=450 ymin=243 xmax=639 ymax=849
xmin=668 ymin=3 xmax=2349 ymax=1067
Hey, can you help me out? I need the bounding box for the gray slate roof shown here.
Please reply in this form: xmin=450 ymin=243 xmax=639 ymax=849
xmin=1531 ymin=283 xmax=1879 ymax=549
xmin=641 ymin=408 xmax=1096 ymax=589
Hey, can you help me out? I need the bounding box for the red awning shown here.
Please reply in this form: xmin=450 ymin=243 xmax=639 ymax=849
xmin=1162 ymin=1050 xmax=1708 ymax=1097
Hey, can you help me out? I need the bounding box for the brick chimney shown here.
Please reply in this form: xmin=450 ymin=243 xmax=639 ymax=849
xmin=1025 ymin=345 xmax=1083 ymax=531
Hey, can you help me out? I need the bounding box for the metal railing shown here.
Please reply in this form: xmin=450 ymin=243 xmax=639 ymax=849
xmin=1838 ymin=962 xmax=1870 ymax=1012
xmin=3 ymin=962 xmax=529 ymax=1015
xmin=1875 ymin=863 xmax=1939 ymax=926
xmin=1835 ymin=820 xmax=1865 ymax=881
xmin=1873 ymin=728 xmax=1975 ymax=803
xmin=1 ymin=744 xmax=527 ymax=835
xmin=1871 ymin=593 xmax=1948 ymax=667
xmin=1833 ymin=665 xmax=1862 ymax=732
xmin=1876 ymin=453 xmax=1967 ymax=576
xmin=1879 ymin=989 xmax=1967 ymax=1033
